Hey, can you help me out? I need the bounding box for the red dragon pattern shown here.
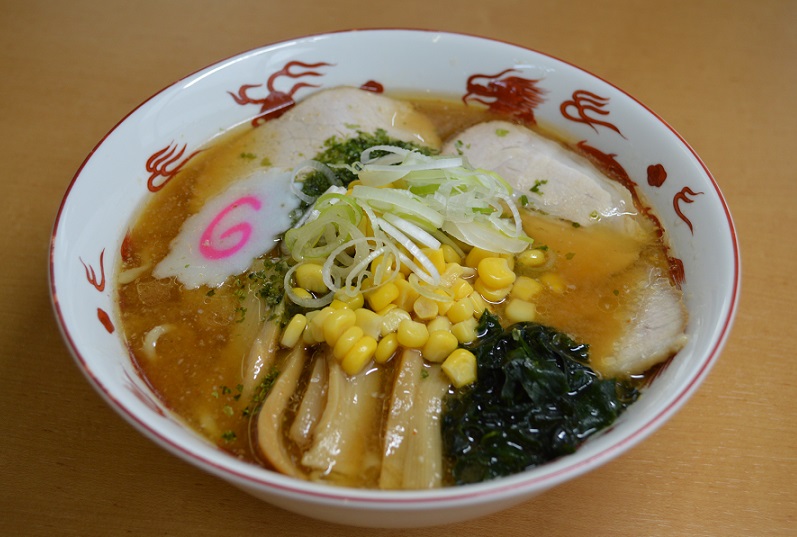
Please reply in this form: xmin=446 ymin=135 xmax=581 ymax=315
xmin=80 ymin=249 xmax=106 ymax=292
xmin=96 ymin=308 xmax=114 ymax=334
xmin=146 ymin=142 xmax=202 ymax=192
xmin=673 ymin=186 xmax=704 ymax=234
xmin=79 ymin=249 xmax=114 ymax=333
xmin=575 ymin=141 xmax=637 ymax=195
xmin=647 ymin=163 xmax=668 ymax=187
xmin=462 ymin=68 xmax=546 ymax=126
xmin=229 ymin=60 xmax=333 ymax=126
xmin=359 ymin=80 xmax=384 ymax=93
xmin=560 ymin=89 xmax=624 ymax=138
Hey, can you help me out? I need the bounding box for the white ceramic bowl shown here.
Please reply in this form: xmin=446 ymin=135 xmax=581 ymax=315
xmin=50 ymin=29 xmax=740 ymax=528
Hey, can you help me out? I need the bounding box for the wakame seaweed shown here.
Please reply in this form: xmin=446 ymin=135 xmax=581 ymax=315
xmin=442 ymin=312 xmax=639 ymax=485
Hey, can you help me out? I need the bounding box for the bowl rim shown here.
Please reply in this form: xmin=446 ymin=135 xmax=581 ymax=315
xmin=49 ymin=27 xmax=741 ymax=505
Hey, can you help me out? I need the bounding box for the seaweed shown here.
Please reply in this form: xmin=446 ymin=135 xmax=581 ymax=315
xmin=442 ymin=312 xmax=639 ymax=485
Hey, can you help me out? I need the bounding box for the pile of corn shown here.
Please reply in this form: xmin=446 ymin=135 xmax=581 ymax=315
xmin=280 ymin=245 xmax=555 ymax=387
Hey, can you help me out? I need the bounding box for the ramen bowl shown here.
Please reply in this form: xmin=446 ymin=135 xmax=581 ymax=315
xmin=49 ymin=29 xmax=739 ymax=528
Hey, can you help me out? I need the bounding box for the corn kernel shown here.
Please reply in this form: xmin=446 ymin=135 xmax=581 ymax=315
xmin=433 ymin=289 xmax=454 ymax=314
xmin=302 ymin=327 xmax=317 ymax=345
xmin=441 ymin=244 xmax=463 ymax=264
xmin=302 ymin=310 xmax=320 ymax=344
xmin=540 ymin=272 xmax=567 ymax=294
xmin=419 ymin=247 xmax=446 ymax=276
xmin=451 ymin=277 xmax=474 ymax=300
xmin=328 ymin=299 xmax=350 ymax=310
xmin=439 ymin=262 xmax=465 ymax=287
xmin=477 ymin=257 xmax=516 ymax=289
xmin=392 ymin=278 xmax=420 ymax=311
xmin=464 ymin=247 xmax=499 ymax=268
xmin=341 ymin=336 xmax=378 ymax=375
xmin=295 ymin=263 xmax=327 ymax=293
xmin=374 ymin=333 xmax=399 ymax=364
xmin=468 ymin=291 xmax=489 ymax=318
xmin=397 ymin=319 xmax=429 ymax=348
xmin=504 ymin=299 xmax=537 ymax=323
xmin=334 ymin=288 xmax=364 ymax=309
xmin=427 ymin=315 xmax=452 ymax=333
xmin=280 ymin=314 xmax=307 ymax=348
xmin=422 ymin=331 xmax=460 ymax=363
xmin=323 ymin=308 xmax=357 ymax=346
xmin=413 ymin=296 xmax=439 ymax=320
xmin=333 ymin=325 xmax=364 ymax=360
xmin=474 ymin=279 xmax=511 ymax=302
xmin=451 ymin=318 xmax=478 ymax=344
xmin=381 ymin=307 xmax=411 ymax=336
xmin=360 ymin=277 xmax=374 ymax=292
xmin=376 ymin=303 xmax=397 ymax=316
xmin=366 ymin=282 xmax=400 ymax=311
xmin=355 ymin=307 xmax=383 ymax=340
xmin=441 ymin=348 xmax=477 ymax=387
xmin=517 ymin=248 xmax=547 ymax=268
xmin=308 ymin=307 xmax=334 ymax=342
xmin=447 ymin=297 xmax=475 ymax=323
xmin=370 ymin=254 xmax=389 ymax=273
xmin=511 ymin=276 xmax=544 ymax=301
xmin=291 ymin=287 xmax=313 ymax=300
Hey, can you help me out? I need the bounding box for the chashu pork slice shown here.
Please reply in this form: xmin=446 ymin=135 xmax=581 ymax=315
xmin=604 ymin=266 xmax=688 ymax=377
xmin=442 ymin=120 xmax=640 ymax=236
xmin=250 ymin=86 xmax=442 ymax=166
xmin=443 ymin=120 xmax=687 ymax=377
xmin=190 ymin=86 xmax=441 ymax=204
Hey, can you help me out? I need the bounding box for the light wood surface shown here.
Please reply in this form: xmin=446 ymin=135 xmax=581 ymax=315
xmin=2 ymin=1 xmax=794 ymax=535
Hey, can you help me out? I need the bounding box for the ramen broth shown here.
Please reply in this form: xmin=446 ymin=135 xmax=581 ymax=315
xmin=116 ymin=94 xmax=672 ymax=480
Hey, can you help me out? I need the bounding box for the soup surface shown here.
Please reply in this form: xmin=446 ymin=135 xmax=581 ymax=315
xmin=116 ymin=89 xmax=683 ymax=487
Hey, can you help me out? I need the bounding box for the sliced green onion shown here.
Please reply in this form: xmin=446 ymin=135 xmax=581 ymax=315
xmin=357 ymin=146 xmax=463 ymax=186
xmin=284 ymin=204 xmax=363 ymax=263
xmin=324 ymin=239 xmax=380 ymax=292
xmin=360 ymin=145 xmax=413 ymax=162
xmin=428 ymin=228 xmax=465 ymax=258
xmin=382 ymin=212 xmax=441 ymax=249
xmin=351 ymin=185 xmax=445 ymax=228
xmin=408 ymin=273 xmax=454 ymax=303
xmin=375 ymin=217 xmax=440 ymax=285
xmin=443 ymin=220 xmax=531 ymax=254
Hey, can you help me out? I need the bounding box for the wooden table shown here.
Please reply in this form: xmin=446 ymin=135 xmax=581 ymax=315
xmin=2 ymin=1 xmax=794 ymax=535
